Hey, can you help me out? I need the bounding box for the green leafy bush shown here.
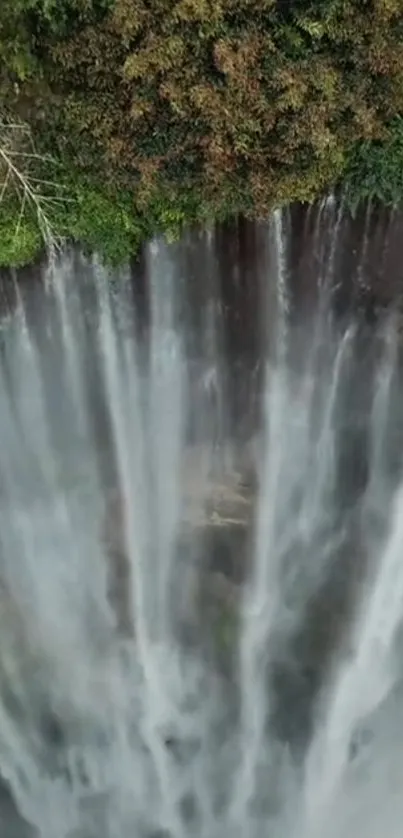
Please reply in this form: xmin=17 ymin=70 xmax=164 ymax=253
xmin=60 ymin=179 xmax=144 ymax=264
xmin=344 ymin=116 xmax=403 ymax=213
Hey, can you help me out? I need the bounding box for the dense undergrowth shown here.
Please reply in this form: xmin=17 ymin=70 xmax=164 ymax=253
xmin=0 ymin=0 xmax=403 ymax=266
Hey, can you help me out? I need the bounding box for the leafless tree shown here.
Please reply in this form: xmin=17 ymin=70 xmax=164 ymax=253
xmin=0 ymin=111 xmax=69 ymax=255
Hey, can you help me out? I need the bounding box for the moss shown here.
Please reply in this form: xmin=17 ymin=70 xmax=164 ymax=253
xmin=214 ymin=603 xmax=239 ymax=657
xmin=0 ymin=205 xmax=42 ymax=267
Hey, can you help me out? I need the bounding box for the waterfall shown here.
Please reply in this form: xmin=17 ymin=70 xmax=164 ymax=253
xmin=0 ymin=207 xmax=402 ymax=838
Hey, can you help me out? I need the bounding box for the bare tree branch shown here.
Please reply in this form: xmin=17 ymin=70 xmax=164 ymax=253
xmin=0 ymin=112 xmax=67 ymax=257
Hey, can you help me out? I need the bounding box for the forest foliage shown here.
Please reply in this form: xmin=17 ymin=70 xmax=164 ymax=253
xmin=1 ymin=0 xmax=403 ymax=264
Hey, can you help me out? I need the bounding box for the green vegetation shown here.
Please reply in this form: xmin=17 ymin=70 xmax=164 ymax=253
xmin=344 ymin=115 xmax=403 ymax=213
xmin=1 ymin=0 xmax=403 ymax=265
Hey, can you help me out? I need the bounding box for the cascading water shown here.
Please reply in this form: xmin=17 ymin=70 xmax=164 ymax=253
xmin=0 ymin=207 xmax=403 ymax=838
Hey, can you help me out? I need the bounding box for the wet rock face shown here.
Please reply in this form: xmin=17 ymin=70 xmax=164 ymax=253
xmin=202 ymin=521 xmax=250 ymax=586
xmin=101 ymin=462 xmax=254 ymax=679
xmin=101 ymin=489 xmax=135 ymax=638
xmin=101 ymin=450 xmax=367 ymax=734
xmin=268 ymin=508 xmax=373 ymax=755
xmin=0 ymin=777 xmax=38 ymax=838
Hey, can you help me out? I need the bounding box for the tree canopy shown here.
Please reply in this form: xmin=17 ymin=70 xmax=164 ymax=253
xmin=1 ymin=0 xmax=403 ymax=264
